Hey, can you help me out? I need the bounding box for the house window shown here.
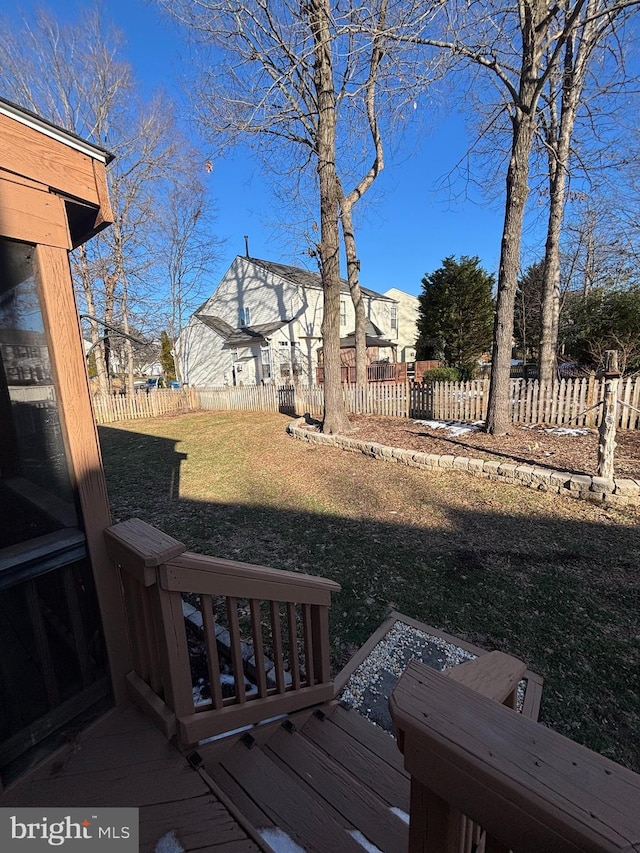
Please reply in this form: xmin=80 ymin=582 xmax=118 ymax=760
xmin=230 ymin=348 xmax=238 ymax=361
xmin=340 ymin=300 xmax=346 ymax=327
xmin=261 ymin=343 xmax=271 ymax=379
xmin=239 ymin=307 xmax=251 ymax=326
xmin=279 ymin=341 xmax=290 ymax=377
xmin=390 ymin=305 xmax=398 ymax=333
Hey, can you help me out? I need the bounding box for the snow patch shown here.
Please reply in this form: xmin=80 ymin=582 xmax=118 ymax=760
xmin=544 ymin=427 xmax=589 ymax=436
xmin=390 ymin=806 xmax=410 ymax=825
xmin=154 ymin=831 xmax=184 ymax=853
xmin=259 ymin=827 xmax=306 ymax=852
xmin=413 ymin=419 xmax=484 ymax=436
xmin=349 ymin=830 xmax=384 ymax=852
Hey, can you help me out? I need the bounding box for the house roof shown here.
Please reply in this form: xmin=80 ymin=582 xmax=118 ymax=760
xmin=195 ymin=312 xmax=288 ymax=345
xmin=247 ymin=257 xmax=396 ymax=302
xmin=339 ymin=319 xmax=395 ymax=349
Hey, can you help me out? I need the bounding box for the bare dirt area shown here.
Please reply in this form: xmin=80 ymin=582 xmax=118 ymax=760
xmin=345 ymin=414 xmax=640 ymax=480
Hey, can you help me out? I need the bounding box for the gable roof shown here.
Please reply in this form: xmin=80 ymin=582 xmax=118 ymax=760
xmin=195 ymin=311 xmax=289 ymax=345
xmin=247 ymin=257 xmax=395 ymax=302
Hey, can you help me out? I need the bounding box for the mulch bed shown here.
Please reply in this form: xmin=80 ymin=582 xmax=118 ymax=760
xmin=344 ymin=414 xmax=640 ymax=480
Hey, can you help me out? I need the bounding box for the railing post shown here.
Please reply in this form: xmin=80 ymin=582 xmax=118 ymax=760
xmin=408 ymin=779 xmax=463 ymax=853
xmin=151 ymin=583 xmax=195 ymax=721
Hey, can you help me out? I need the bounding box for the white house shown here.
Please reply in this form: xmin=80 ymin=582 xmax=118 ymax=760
xmin=177 ymin=256 xmax=409 ymax=387
xmin=383 ymin=287 xmax=419 ymax=363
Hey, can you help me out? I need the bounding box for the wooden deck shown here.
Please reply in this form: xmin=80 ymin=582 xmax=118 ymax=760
xmin=0 ymin=705 xmax=263 ymax=853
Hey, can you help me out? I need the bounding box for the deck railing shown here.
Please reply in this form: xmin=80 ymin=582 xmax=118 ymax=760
xmin=105 ymin=518 xmax=340 ymax=747
xmin=390 ymin=659 xmax=640 ymax=853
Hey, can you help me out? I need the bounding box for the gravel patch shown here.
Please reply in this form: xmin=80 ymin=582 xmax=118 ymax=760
xmin=339 ymin=620 xmax=476 ymax=733
xmin=339 ymin=618 xmax=528 ymax=734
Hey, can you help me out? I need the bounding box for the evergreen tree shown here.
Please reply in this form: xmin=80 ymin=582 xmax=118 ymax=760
xmin=514 ymin=261 xmax=544 ymax=362
xmin=159 ymin=330 xmax=176 ymax=381
xmin=415 ymin=256 xmax=495 ymax=379
xmin=562 ymin=286 xmax=640 ymax=373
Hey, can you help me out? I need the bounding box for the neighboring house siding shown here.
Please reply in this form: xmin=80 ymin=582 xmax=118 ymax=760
xmin=384 ymin=288 xmax=419 ymax=362
xmin=177 ymin=256 xmax=398 ymax=386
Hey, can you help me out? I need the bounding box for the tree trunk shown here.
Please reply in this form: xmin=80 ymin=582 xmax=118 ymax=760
xmin=340 ymin=197 xmax=367 ymax=389
xmin=310 ymin=0 xmax=350 ymax=435
xmin=539 ymin=4 xmax=598 ymax=390
xmin=486 ymin=108 xmax=537 ymax=435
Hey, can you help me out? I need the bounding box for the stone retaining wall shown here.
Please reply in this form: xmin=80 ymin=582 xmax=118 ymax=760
xmin=287 ymin=417 xmax=640 ymax=508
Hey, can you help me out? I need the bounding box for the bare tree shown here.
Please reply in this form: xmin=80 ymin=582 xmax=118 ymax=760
xmin=159 ymin=0 xmax=435 ymax=425
xmin=156 ymin=176 xmax=221 ymax=386
xmin=402 ymin=0 xmax=638 ymax=433
xmin=536 ymin=0 xmax=637 ymax=390
xmin=0 ymin=6 xmax=187 ymax=395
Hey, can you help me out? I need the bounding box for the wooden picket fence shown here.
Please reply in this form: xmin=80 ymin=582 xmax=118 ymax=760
xmin=410 ymin=375 xmax=640 ymax=429
xmin=92 ymin=388 xmax=198 ymax=424
xmin=92 ymin=375 xmax=640 ymax=429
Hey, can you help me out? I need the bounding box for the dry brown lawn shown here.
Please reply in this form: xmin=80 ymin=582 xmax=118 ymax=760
xmin=100 ymin=410 xmax=640 ymax=772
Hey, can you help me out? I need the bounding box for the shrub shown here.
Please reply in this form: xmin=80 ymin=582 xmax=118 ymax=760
xmin=422 ymin=366 xmax=461 ymax=382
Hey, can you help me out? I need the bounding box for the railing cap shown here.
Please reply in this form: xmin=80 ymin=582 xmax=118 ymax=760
xmin=105 ymin=518 xmax=187 ymax=585
xmin=390 ymin=660 xmax=640 ymax=853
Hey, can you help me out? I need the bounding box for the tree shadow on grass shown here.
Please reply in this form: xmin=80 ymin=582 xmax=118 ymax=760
xmin=98 ymin=423 xmax=640 ymax=773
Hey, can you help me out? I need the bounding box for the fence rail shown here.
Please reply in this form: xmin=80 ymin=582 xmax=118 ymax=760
xmin=91 ymin=375 xmax=640 ymax=429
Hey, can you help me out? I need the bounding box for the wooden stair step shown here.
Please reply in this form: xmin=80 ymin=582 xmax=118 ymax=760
xmin=218 ymin=739 xmax=366 ymax=853
xmin=264 ymin=723 xmax=408 ymax=853
xmin=300 ymin=707 xmax=410 ymax=811
xmin=328 ymin=704 xmax=408 ymax=775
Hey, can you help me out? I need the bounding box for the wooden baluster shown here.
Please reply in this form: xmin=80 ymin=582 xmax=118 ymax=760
xmin=249 ymin=598 xmax=268 ymax=698
xmin=310 ymin=604 xmax=331 ymax=684
xmin=269 ymin=601 xmax=286 ymax=693
xmin=301 ymin=603 xmax=315 ymax=687
xmin=201 ymin=594 xmax=223 ymax=710
xmin=286 ymin=602 xmax=301 ymax=690
xmin=226 ymin=596 xmax=246 ymax=703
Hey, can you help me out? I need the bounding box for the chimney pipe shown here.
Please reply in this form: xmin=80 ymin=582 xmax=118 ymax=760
xmin=244 ymin=235 xmax=249 ymax=258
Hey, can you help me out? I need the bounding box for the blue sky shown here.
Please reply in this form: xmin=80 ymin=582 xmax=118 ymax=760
xmin=6 ymin=0 xmax=535 ymax=297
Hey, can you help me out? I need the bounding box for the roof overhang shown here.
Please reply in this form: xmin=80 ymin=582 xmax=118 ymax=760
xmin=0 ymin=97 xmax=114 ymax=165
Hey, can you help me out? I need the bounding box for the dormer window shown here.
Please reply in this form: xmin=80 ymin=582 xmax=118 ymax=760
xmin=239 ymin=307 xmax=251 ymax=326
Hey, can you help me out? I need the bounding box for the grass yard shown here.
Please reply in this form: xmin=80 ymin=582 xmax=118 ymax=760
xmin=100 ymin=410 xmax=640 ymax=772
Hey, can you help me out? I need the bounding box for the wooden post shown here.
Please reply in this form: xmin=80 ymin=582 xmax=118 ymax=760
xmin=597 ymin=350 xmax=621 ymax=481
xmin=586 ymin=372 xmax=597 ymax=427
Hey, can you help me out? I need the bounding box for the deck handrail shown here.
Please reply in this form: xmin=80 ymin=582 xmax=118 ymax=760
xmin=390 ymin=660 xmax=640 ymax=853
xmin=105 ymin=518 xmax=340 ymax=748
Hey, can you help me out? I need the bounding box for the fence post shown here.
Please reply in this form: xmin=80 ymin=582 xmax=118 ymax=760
xmin=596 ymin=351 xmax=620 ymax=481
xmin=585 ymin=373 xmax=597 ymax=427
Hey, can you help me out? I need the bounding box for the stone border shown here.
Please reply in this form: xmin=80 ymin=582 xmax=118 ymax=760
xmin=287 ymin=417 xmax=640 ymax=508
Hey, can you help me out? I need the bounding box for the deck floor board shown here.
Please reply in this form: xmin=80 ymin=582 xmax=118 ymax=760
xmin=220 ymin=741 xmax=365 ymax=853
xmin=0 ymin=707 xmax=262 ymax=852
xmin=301 ymin=710 xmax=411 ymax=810
xmin=264 ymin=725 xmax=408 ymax=852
